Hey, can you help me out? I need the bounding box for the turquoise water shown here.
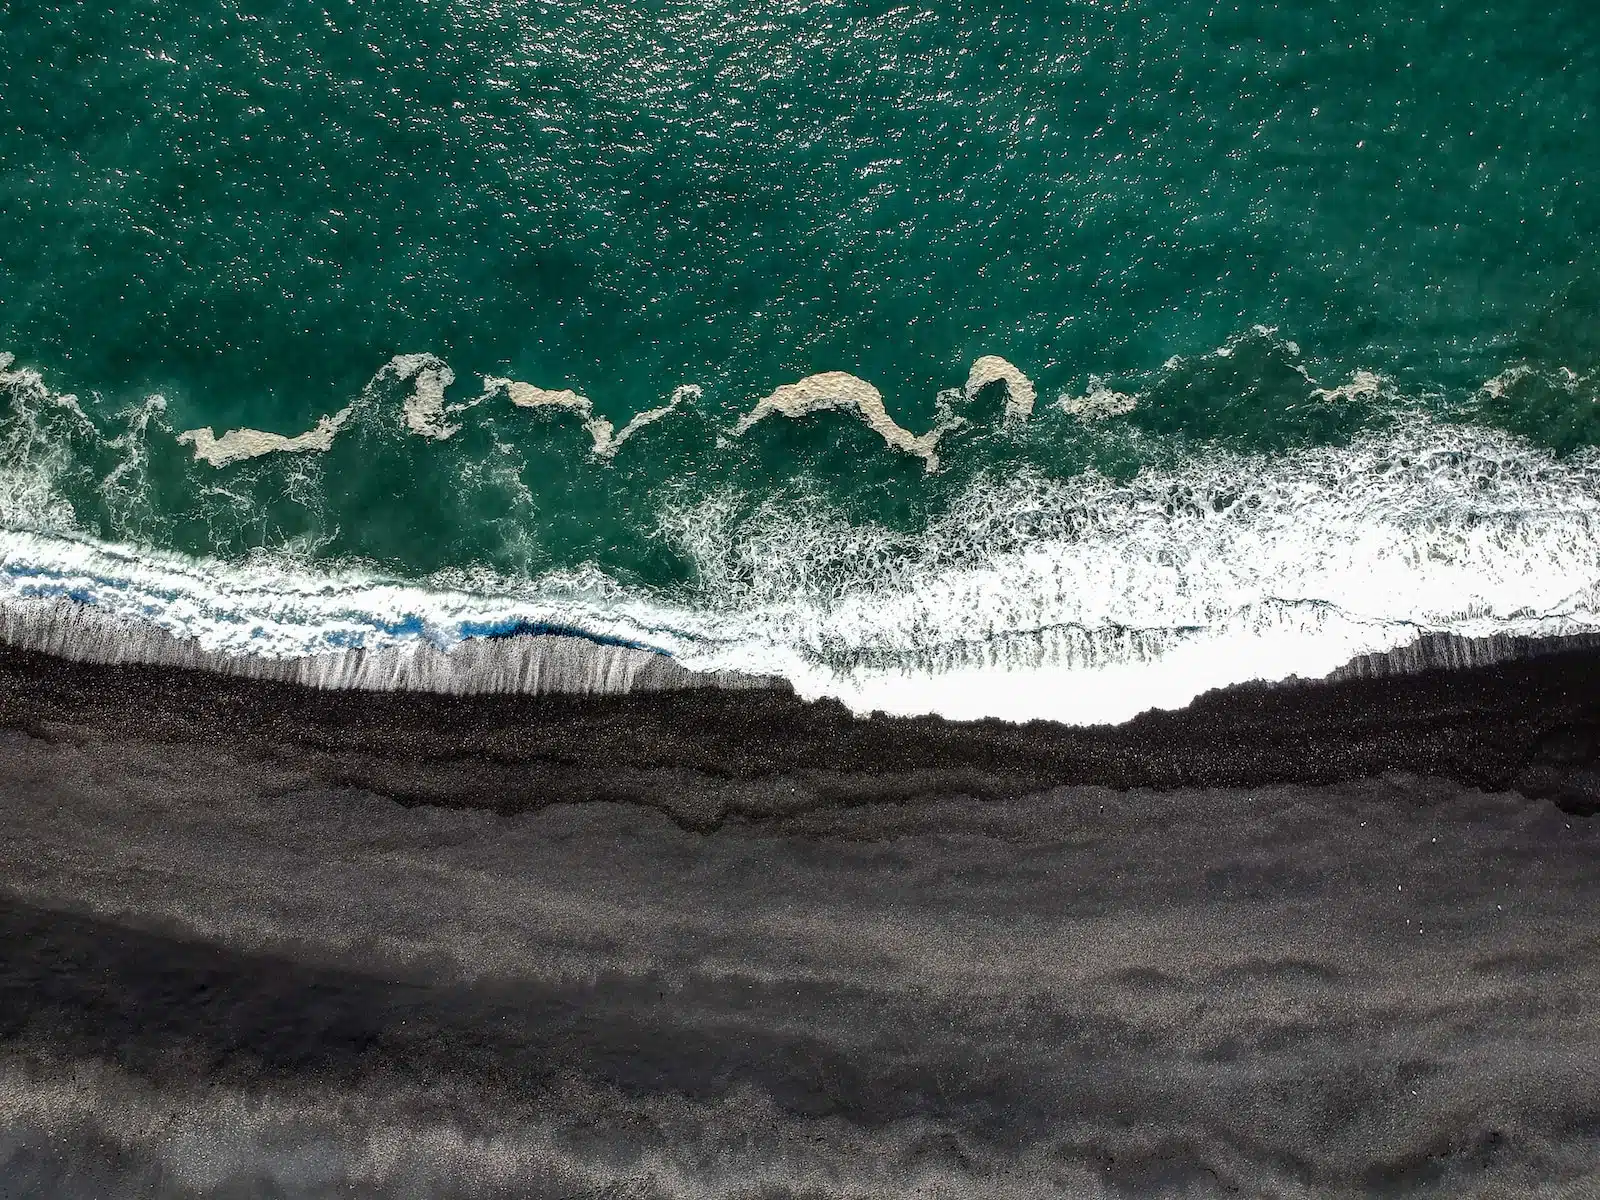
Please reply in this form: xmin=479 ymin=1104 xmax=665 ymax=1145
xmin=2 ymin=0 xmax=1600 ymax=718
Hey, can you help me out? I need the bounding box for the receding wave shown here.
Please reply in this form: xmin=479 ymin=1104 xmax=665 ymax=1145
xmin=0 ymin=594 xmax=767 ymax=694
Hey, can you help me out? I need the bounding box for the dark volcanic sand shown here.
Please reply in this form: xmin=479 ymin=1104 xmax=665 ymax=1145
xmin=0 ymin=646 xmax=1597 ymax=1197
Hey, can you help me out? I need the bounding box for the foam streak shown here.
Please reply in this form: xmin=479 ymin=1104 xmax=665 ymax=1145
xmin=177 ymin=410 xmax=353 ymax=467
xmin=0 ymin=595 xmax=764 ymax=695
xmin=734 ymin=372 xmax=956 ymax=471
xmin=485 ymin=379 xmax=700 ymax=458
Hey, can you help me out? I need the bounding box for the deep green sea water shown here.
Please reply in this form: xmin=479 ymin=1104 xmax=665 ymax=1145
xmin=2 ymin=0 xmax=1599 ymax=719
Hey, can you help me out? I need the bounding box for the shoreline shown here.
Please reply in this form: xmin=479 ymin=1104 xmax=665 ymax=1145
xmin=1 ymin=629 xmax=1596 ymax=826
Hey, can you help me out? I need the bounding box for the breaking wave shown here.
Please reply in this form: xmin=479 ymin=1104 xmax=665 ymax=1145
xmin=0 ymin=396 xmax=1596 ymax=722
xmin=654 ymin=415 xmax=1600 ymax=720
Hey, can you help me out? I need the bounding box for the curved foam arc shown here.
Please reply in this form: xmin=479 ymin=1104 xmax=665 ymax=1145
xmin=606 ymin=385 xmax=702 ymax=455
xmin=964 ymin=356 xmax=1037 ymax=422
xmin=165 ymin=352 xmax=1046 ymax=472
xmin=1062 ymin=327 xmax=1393 ymax=419
xmin=1478 ymin=363 xmax=1592 ymax=399
xmin=484 ymin=378 xmax=701 ymax=458
xmin=732 ymin=358 xmax=1037 ymax=470
xmin=175 ymin=357 xmax=700 ymax=467
xmin=490 ymin=381 xmax=591 ymax=417
xmin=394 ymin=353 xmax=461 ymax=439
xmin=733 ymin=372 xmax=956 ymax=472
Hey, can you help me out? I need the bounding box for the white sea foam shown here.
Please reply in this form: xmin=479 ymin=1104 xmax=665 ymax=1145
xmin=1058 ymin=376 xmax=1139 ymax=420
xmin=733 ymin=358 xmax=1038 ymax=470
xmin=162 ymin=350 xmax=1042 ymax=473
xmin=485 ymin=378 xmax=701 ymax=458
xmin=1477 ymin=363 xmax=1592 ymax=399
xmin=174 ymin=355 xmax=703 ymax=465
xmin=734 ymin=372 xmax=955 ymax=471
xmin=178 ymin=410 xmax=354 ymax=467
xmin=1310 ymin=369 xmax=1389 ymax=404
xmin=964 ymin=356 xmax=1037 ymax=422
xmin=659 ymin=415 xmax=1600 ymax=721
xmin=392 ymin=353 xmax=461 ymax=440
xmin=175 ymin=353 xmax=459 ymax=465
xmin=0 ymin=353 xmax=99 ymax=531
xmin=8 ymin=343 xmax=1600 ymax=722
xmin=1056 ymin=326 xmax=1386 ymax=421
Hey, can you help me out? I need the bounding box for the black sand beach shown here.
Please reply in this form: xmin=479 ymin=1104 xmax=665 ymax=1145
xmin=0 ymin=643 xmax=1597 ymax=1196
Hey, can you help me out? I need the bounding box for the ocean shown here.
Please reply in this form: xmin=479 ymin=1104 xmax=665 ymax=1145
xmin=4 ymin=0 xmax=1599 ymax=720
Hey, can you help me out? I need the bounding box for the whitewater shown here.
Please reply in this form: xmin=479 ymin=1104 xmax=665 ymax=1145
xmin=1 ymin=341 xmax=1598 ymax=723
